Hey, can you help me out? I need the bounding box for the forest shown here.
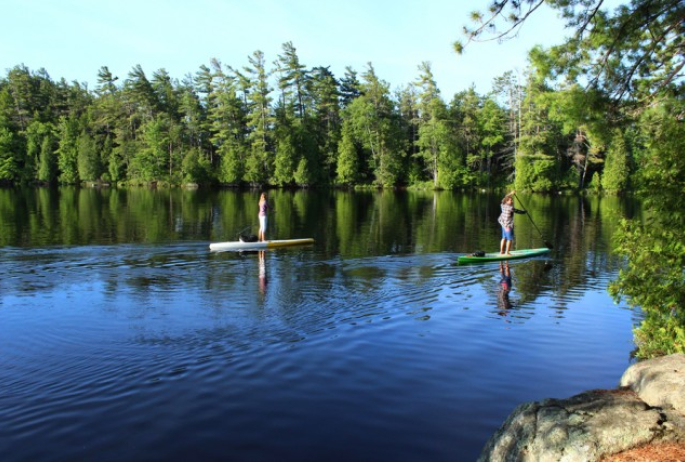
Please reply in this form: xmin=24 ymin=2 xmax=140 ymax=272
xmin=0 ymin=2 xmax=681 ymax=195
xmin=2 ymin=2 xmax=667 ymax=194
xmin=0 ymin=50 xmax=604 ymax=192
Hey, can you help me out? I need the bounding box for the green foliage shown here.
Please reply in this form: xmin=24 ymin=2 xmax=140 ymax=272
xmin=478 ymin=97 xmax=506 ymax=183
xmin=242 ymin=50 xmax=274 ymax=185
xmin=0 ymin=127 xmax=17 ymax=181
xmin=218 ymin=144 xmax=243 ymax=185
xmin=56 ymin=116 xmax=80 ymax=184
xmin=309 ymin=66 xmax=342 ymax=182
xmin=458 ymin=0 xmax=684 ymax=101
xmin=336 ymin=122 xmax=360 ymax=185
xmin=610 ymin=219 xmax=685 ymax=358
xmin=0 ymin=20 xmax=674 ymax=192
xmin=77 ymin=131 xmax=101 ymax=181
xmin=130 ymin=117 xmax=169 ymax=182
xmin=273 ymin=133 xmax=296 ymax=186
xmin=38 ymin=133 xmax=56 ymax=182
xmin=515 ymin=153 xmax=557 ymax=192
xmin=0 ymin=60 xmax=568 ymax=188
xmin=609 ymin=98 xmax=685 ymax=358
xmin=181 ymin=147 xmax=210 ymax=184
xmin=414 ymin=62 xmax=461 ymax=189
xmin=348 ymin=63 xmax=405 ymax=187
xmin=601 ymin=129 xmax=631 ymax=193
xmin=293 ymin=156 xmax=311 ymax=186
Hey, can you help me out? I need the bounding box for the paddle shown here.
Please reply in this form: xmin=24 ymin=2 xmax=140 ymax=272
xmin=235 ymin=224 xmax=256 ymax=240
xmin=513 ymin=193 xmax=553 ymax=249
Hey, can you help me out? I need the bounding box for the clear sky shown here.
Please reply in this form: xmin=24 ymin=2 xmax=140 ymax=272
xmin=3 ymin=0 xmax=573 ymax=98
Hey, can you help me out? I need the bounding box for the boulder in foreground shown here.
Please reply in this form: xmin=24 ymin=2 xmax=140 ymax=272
xmin=479 ymin=354 xmax=685 ymax=462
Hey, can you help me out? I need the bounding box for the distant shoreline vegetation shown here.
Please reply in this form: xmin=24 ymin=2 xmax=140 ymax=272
xmin=0 ymin=40 xmax=664 ymax=194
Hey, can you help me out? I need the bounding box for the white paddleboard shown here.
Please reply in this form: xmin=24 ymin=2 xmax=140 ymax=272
xmin=209 ymin=238 xmax=314 ymax=251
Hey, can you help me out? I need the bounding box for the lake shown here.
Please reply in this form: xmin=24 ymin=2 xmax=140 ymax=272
xmin=0 ymin=187 xmax=641 ymax=462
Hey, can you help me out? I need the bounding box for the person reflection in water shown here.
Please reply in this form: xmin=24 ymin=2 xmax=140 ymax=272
xmin=497 ymin=261 xmax=512 ymax=315
xmin=258 ymin=251 xmax=267 ymax=296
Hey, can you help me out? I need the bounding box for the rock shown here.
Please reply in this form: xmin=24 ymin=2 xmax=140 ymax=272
xmin=620 ymin=353 xmax=685 ymax=414
xmin=479 ymin=354 xmax=685 ymax=462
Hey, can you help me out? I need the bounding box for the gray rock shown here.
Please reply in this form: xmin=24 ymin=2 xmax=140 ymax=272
xmin=479 ymin=354 xmax=685 ymax=462
xmin=620 ymin=353 xmax=685 ymax=414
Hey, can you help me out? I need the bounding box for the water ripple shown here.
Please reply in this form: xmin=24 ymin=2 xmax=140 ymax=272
xmin=0 ymin=242 xmax=638 ymax=462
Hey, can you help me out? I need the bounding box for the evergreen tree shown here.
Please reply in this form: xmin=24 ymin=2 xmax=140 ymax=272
xmin=56 ymin=115 xmax=80 ymax=184
xmin=26 ymin=120 xmax=55 ymax=183
xmin=514 ymin=71 xmax=561 ymax=192
xmin=397 ymin=85 xmax=420 ymax=184
xmin=77 ymin=130 xmax=100 ymax=181
xmin=610 ymin=98 xmax=685 ymax=357
xmin=241 ymin=51 xmax=274 ymax=185
xmin=352 ymin=63 xmax=404 ymax=186
xmin=450 ymin=87 xmax=482 ymax=186
xmin=456 ymin=0 xmax=684 ymax=101
xmin=93 ymin=66 xmax=122 ymax=138
xmin=181 ymin=146 xmax=210 ymax=184
xmin=414 ymin=62 xmax=455 ymax=188
xmin=130 ymin=117 xmax=169 ymax=182
xmin=38 ymin=133 xmax=56 ymax=183
xmin=601 ymin=129 xmax=631 ymax=194
xmin=151 ymin=69 xmax=183 ymax=183
xmin=336 ymin=120 xmax=361 ymax=185
xmin=478 ymin=96 xmax=507 ymax=186
xmin=339 ymin=66 xmax=362 ymax=108
xmin=5 ymin=65 xmax=36 ymax=131
xmin=207 ymin=60 xmax=247 ymax=185
xmin=273 ymin=120 xmax=296 ymax=185
xmin=492 ymin=71 xmax=523 ymax=179
xmin=126 ymin=65 xmax=158 ymax=121
xmin=179 ymin=76 xmax=206 ymax=154
xmin=272 ymin=43 xmax=303 ymax=186
xmin=275 ymin=41 xmax=308 ymax=120
xmin=309 ymin=66 xmax=341 ymax=183
xmin=0 ymin=126 xmax=16 ymax=183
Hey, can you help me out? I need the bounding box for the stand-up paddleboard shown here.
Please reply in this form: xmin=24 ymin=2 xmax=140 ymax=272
xmin=209 ymin=238 xmax=314 ymax=251
xmin=458 ymin=247 xmax=550 ymax=264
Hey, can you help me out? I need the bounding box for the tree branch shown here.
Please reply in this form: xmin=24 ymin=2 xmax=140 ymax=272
xmin=465 ymin=0 xmax=547 ymax=46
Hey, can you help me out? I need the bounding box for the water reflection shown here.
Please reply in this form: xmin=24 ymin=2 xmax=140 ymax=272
xmin=497 ymin=261 xmax=513 ymax=315
xmin=258 ymin=250 xmax=267 ymax=297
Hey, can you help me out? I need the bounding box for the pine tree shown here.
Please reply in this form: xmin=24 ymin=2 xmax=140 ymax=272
xmin=336 ymin=121 xmax=360 ymax=185
xmin=208 ymin=60 xmax=247 ymax=185
xmin=56 ymin=115 xmax=80 ymax=184
xmin=354 ymin=63 xmax=404 ymax=186
xmin=414 ymin=62 xmax=454 ymax=188
xmin=309 ymin=66 xmax=341 ymax=184
xmin=601 ymin=129 xmax=631 ymax=194
xmin=241 ymin=51 xmax=274 ymax=185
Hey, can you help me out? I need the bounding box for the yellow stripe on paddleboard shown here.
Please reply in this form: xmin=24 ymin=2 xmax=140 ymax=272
xmin=264 ymin=238 xmax=315 ymax=248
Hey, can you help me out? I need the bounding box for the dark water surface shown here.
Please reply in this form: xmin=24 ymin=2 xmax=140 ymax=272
xmin=0 ymin=188 xmax=640 ymax=461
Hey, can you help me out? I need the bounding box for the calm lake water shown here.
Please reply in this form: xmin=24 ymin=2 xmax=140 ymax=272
xmin=0 ymin=187 xmax=641 ymax=462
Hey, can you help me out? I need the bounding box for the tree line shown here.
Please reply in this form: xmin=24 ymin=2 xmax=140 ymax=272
xmin=0 ymin=39 xmax=646 ymax=192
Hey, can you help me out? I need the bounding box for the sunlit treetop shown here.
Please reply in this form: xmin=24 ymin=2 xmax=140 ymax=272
xmin=455 ymin=0 xmax=685 ymax=102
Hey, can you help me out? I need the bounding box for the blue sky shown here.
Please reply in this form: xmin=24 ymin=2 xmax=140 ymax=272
xmin=3 ymin=0 xmax=573 ymax=98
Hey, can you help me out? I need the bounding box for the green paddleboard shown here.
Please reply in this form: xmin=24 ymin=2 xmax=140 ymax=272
xmin=458 ymin=247 xmax=550 ymax=264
